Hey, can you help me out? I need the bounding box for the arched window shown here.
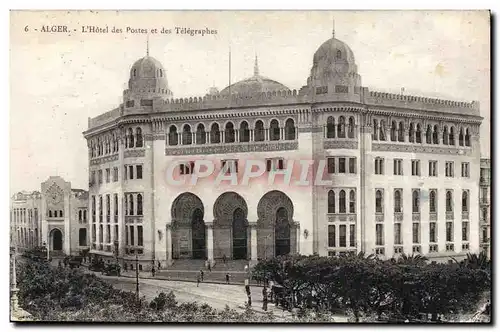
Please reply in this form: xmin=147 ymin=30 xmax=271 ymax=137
xmin=239 ymin=121 xmax=250 ymax=142
xmin=465 ymin=128 xmax=471 ymax=146
xmin=398 ymin=121 xmax=404 ymax=142
xmin=285 ymin=119 xmax=296 ymax=140
xmin=375 ymin=190 xmax=383 ymax=213
xmin=426 ymin=125 xmax=432 ymax=144
xmin=462 ymin=191 xmax=468 ymax=212
xmin=409 ymin=123 xmax=415 ymax=143
xmin=129 ymin=194 xmax=134 ymax=216
xmin=429 ymin=190 xmax=436 ymax=213
xmin=449 ymin=127 xmax=455 ymax=145
xmin=446 ymin=191 xmax=453 ymax=212
xmin=60 ymin=210 xmax=63 ymax=217
xmin=443 ymin=126 xmax=449 ymax=145
xmin=270 ymin=119 xmax=280 ymax=141
xmin=337 ymin=116 xmax=346 ymax=138
xmin=328 ymin=190 xmax=335 ymax=213
xmin=254 ymin=120 xmax=265 ymax=142
xmin=390 ymin=121 xmax=397 ymax=142
xmin=160 ymin=69 xmax=163 ymax=77
xmin=394 ymin=190 xmax=402 ymax=213
xmin=128 ymin=128 xmax=135 ymax=148
xmin=379 ymin=121 xmax=386 ymax=141
xmin=327 ymin=117 xmax=336 ymax=138
xmin=137 ymin=194 xmax=143 ymax=215
xmin=416 ymin=124 xmax=422 ymax=143
xmin=196 ymin=124 xmax=206 ymax=144
xmin=133 ymin=69 xmax=137 ymax=77
xmin=225 ymin=122 xmax=235 ymax=143
xmin=49 ymin=210 xmax=52 ymax=217
xmin=372 ymin=119 xmax=378 ymax=140
xmin=412 ymin=190 xmax=420 ymax=213
xmin=135 ymin=128 xmax=143 ymax=147
xmin=182 ymin=124 xmax=192 ymax=145
xmin=168 ymin=125 xmax=178 ymax=146
xmin=348 ymin=117 xmax=355 ymax=138
xmin=79 ymin=210 xmax=82 ymax=221
xmin=459 ymin=127 xmax=464 ymax=146
xmin=349 ymin=190 xmax=356 ymax=213
xmin=339 ymin=190 xmax=346 ymax=213
xmin=210 ymin=123 xmax=220 ymax=143
xmin=336 ymin=50 xmax=342 ymax=59
xmin=433 ymin=125 xmax=439 ymax=144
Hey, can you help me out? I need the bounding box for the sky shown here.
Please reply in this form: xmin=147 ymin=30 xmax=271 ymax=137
xmin=9 ymin=10 xmax=490 ymax=194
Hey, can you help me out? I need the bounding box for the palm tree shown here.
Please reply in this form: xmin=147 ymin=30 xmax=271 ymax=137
xmin=396 ymin=253 xmax=428 ymax=266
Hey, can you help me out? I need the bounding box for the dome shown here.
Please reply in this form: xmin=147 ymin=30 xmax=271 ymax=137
xmin=127 ymin=55 xmax=171 ymax=95
xmin=220 ymin=56 xmax=290 ymax=96
xmin=312 ymin=36 xmax=358 ymax=74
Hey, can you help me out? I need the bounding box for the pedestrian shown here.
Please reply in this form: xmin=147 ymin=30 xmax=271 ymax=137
xmin=222 ymin=254 xmax=226 ymax=264
xmin=58 ymin=260 xmax=62 ymax=268
xmin=124 ymin=263 xmax=128 ymax=272
xmin=207 ymin=261 xmax=212 ymax=272
xmin=247 ymin=295 xmax=252 ymax=307
xmin=197 ymin=275 xmax=201 ymax=287
xmin=225 ymin=273 xmax=230 ymax=284
xmin=151 ymin=266 xmax=156 ymax=277
xmin=262 ymin=287 xmax=268 ymax=311
xmin=157 ymin=260 xmax=161 ymax=271
xmin=200 ymin=269 xmax=204 ymax=282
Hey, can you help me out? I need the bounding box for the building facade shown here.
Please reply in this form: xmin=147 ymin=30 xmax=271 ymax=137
xmin=39 ymin=176 xmax=90 ymax=256
xmin=84 ymin=27 xmax=483 ymax=270
xmin=10 ymin=191 xmax=42 ymax=251
xmin=479 ymin=158 xmax=491 ymax=258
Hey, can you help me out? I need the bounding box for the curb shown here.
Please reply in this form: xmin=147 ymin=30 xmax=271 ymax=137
xmin=115 ymin=274 xmax=263 ymax=287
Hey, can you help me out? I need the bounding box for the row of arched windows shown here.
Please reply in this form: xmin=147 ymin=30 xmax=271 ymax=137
xmin=90 ymin=127 xmax=144 ymax=158
xmin=372 ymin=119 xmax=472 ymax=147
xmin=327 ymin=189 xmax=356 ymax=214
xmin=374 ymin=189 xmax=470 ymax=214
xmin=167 ymin=119 xmax=296 ymax=146
xmin=325 ymin=116 xmax=356 ymax=139
xmin=125 ymin=193 xmax=143 ymax=216
xmin=48 ymin=210 xmax=63 ymax=218
xmin=125 ymin=128 xmax=143 ymax=149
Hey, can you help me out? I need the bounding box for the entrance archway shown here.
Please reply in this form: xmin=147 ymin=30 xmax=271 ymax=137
xmin=213 ymin=192 xmax=248 ymax=260
xmin=257 ymin=190 xmax=295 ymax=259
xmin=50 ymin=228 xmax=63 ymax=251
xmin=171 ymin=193 xmax=205 ymax=259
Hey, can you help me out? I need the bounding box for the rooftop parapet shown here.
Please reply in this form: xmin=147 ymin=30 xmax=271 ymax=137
xmin=365 ymin=90 xmax=480 ymax=116
xmin=88 ymin=107 xmax=122 ymax=129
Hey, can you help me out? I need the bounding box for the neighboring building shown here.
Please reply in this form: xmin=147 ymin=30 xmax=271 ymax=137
xmin=479 ymin=158 xmax=491 ymax=257
xmin=10 ymin=191 xmax=42 ymax=251
xmin=84 ymin=25 xmax=483 ymax=270
xmin=40 ymin=176 xmax=90 ymax=256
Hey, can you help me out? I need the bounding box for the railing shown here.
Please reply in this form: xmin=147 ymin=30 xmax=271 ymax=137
xmin=327 ymin=213 xmax=357 ymax=223
xmin=412 ymin=213 xmax=421 ymax=221
xmin=445 ymin=243 xmax=455 ymax=252
xmin=446 ymin=211 xmax=454 ymax=220
xmin=429 ymin=212 xmax=437 ymax=221
xmin=462 ymin=242 xmax=470 ymax=251
xmin=394 ymin=212 xmax=403 ymax=222
xmin=375 ymin=213 xmax=384 ymax=222
xmin=429 ymin=244 xmax=438 ymax=253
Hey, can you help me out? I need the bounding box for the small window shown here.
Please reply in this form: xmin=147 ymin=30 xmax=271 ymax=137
xmin=129 ymin=165 xmax=134 ymax=179
xmin=327 ymin=158 xmax=335 ymax=174
xmin=445 ymin=161 xmax=454 ymax=177
xmin=349 ymin=158 xmax=356 ymax=174
xmin=429 ymin=161 xmax=438 ymax=177
xmin=336 ymin=50 xmax=342 ymax=59
xmin=461 ymin=162 xmax=470 ymax=178
xmin=339 ymin=158 xmax=346 ymax=173
xmin=136 ymin=165 xmax=143 ymax=179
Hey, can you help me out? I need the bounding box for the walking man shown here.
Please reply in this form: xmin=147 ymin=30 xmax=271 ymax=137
xmin=200 ymin=269 xmax=204 ymax=282
xmin=151 ymin=266 xmax=156 ymax=277
xmin=225 ymin=273 xmax=230 ymax=284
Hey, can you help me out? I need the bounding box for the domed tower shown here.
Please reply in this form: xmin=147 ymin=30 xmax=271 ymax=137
xmin=220 ymin=55 xmax=290 ymax=96
xmin=305 ymin=22 xmax=362 ymax=98
xmin=123 ymin=47 xmax=173 ymax=109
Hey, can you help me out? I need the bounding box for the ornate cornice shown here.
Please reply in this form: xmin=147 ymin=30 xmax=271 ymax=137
xmin=124 ymin=149 xmax=145 ymax=158
xmin=165 ymin=141 xmax=298 ymax=156
xmin=299 ymin=126 xmax=322 ymax=133
xmin=327 ymin=214 xmax=357 ymax=223
xmin=372 ymin=143 xmax=473 ymax=156
xmin=323 ymin=139 xmax=358 ymax=150
xmin=367 ymin=107 xmax=482 ymax=124
xmin=90 ymin=154 xmax=119 ymax=165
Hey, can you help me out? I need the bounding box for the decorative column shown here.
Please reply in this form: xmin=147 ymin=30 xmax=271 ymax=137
xmin=221 ymin=131 xmax=225 ymax=144
xmin=206 ymin=222 xmax=214 ymax=264
xmin=249 ymin=222 xmax=258 ymax=261
xmin=280 ymin=128 xmax=284 ymax=140
xmin=250 ymin=129 xmax=254 ymax=142
xmin=295 ymin=222 xmax=301 ymax=254
xmin=206 ymin=131 xmax=210 ymax=144
xmin=236 ymin=129 xmax=240 ymax=143
xmin=166 ymin=224 xmax=173 ymax=264
xmin=265 ymin=128 xmax=269 ymax=141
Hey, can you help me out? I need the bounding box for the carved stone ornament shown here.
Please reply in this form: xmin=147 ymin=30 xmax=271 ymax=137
xmin=165 ymin=141 xmax=298 ymax=156
xmin=46 ymin=183 xmax=63 ymax=205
